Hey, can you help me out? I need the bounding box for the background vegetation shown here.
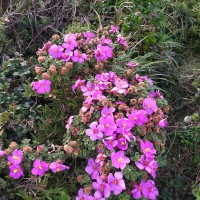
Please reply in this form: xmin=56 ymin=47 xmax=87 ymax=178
xmin=0 ymin=0 xmax=199 ymax=199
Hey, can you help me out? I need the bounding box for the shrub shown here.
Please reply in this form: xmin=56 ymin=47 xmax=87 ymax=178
xmin=0 ymin=25 xmax=169 ymax=199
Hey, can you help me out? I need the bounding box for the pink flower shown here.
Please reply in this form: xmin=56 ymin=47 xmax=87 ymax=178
xmin=84 ymin=31 xmax=95 ymax=43
xmin=92 ymin=178 xmax=111 ymax=198
xmin=111 ymin=78 xmax=129 ymax=94
xmin=103 ymin=136 xmax=118 ymax=151
xmin=109 ymin=25 xmax=119 ymax=34
xmin=131 ymin=181 xmax=145 ymax=199
xmin=85 ymin=158 xmax=100 ymax=179
xmin=31 ymin=159 xmax=49 ymax=177
xmin=0 ymin=150 xmax=5 ymax=157
xmin=140 ymin=140 xmax=156 ymax=158
xmin=94 ymin=45 xmax=113 ymax=61
xmin=117 ymin=137 xmax=128 ymax=150
xmin=48 ymin=44 xmax=63 ymax=59
xmin=65 ymin=116 xmax=74 ymax=132
xmin=72 ymin=50 xmax=87 ymax=63
xmin=108 ymin=172 xmax=126 ymax=195
xmin=117 ymin=34 xmax=128 ymax=49
xmin=95 ymin=73 xmax=109 ymax=82
xmin=101 ymin=106 xmax=115 ymax=118
xmin=61 ymin=50 xmax=73 ymax=62
xmin=135 ymin=155 xmax=158 ymax=178
xmin=126 ymin=61 xmax=139 ymax=68
xmin=142 ymin=180 xmax=159 ymax=200
xmin=128 ymin=110 xmax=148 ymax=126
xmin=49 ymin=161 xmax=69 ymax=173
xmin=8 ymin=149 xmax=23 ymax=165
xmin=95 ymin=153 xmax=106 ymax=167
xmin=9 ymin=165 xmax=24 ymax=179
xmin=136 ymin=74 xmax=153 ymax=85
xmin=76 ymin=188 xmax=92 ymax=200
xmin=99 ymin=116 xmax=117 ymax=136
xmin=111 ymin=151 xmax=130 ymax=170
xmin=123 ymin=131 xmax=136 ymax=142
xmin=86 ymin=122 xmax=104 ymax=141
xmin=143 ymin=98 xmax=158 ymax=115
xmin=81 ymin=81 xmax=95 ymax=96
xmin=87 ymin=193 xmax=105 ymax=200
xmin=32 ymin=79 xmax=51 ymax=94
xmin=62 ymin=34 xmax=78 ymax=50
xmin=158 ymin=119 xmax=167 ymax=128
xmin=72 ymin=78 xmax=85 ymax=92
xmin=100 ymin=36 xmax=113 ymax=45
xmin=116 ymin=118 xmax=133 ymax=134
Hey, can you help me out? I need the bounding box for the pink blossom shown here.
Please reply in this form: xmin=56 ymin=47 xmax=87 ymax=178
xmin=108 ymin=172 xmax=126 ymax=195
xmin=149 ymin=90 xmax=163 ymax=99
xmin=158 ymin=119 xmax=167 ymax=128
xmin=32 ymin=79 xmax=51 ymax=94
xmin=62 ymin=34 xmax=78 ymax=50
xmin=48 ymin=44 xmax=63 ymax=59
xmin=143 ymin=98 xmax=158 ymax=115
xmin=95 ymin=73 xmax=109 ymax=82
xmin=95 ymin=153 xmax=106 ymax=167
xmin=109 ymin=25 xmax=119 ymax=34
xmin=65 ymin=116 xmax=74 ymax=132
xmin=31 ymin=159 xmax=49 ymax=177
xmin=117 ymin=137 xmax=128 ymax=150
xmin=100 ymin=36 xmax=113 ymax=45
xmin=85 ymin=158 xmax=100 ymax=179
xmin=94 ymin=45 xmax=113 ymax=61
xmin=0 ymin=150 xmax=5 ymax=157
xmin=131 ymin=181 xmax=145 ymax=199
xmin=81 ymin=81 xmax=95 ymax=96
xmin=123 ymin=131 xmax=136 ymax=142
xmin=8 ymin=149 xmax=23 ymax=165
xmin=76 ymin=188 xmax=92 ymax=200
xmin=111 ymin=78 xmax=129 ymax=94
xmin=126 ymin=61 xmax=139 ymax=68
xmin=99 ymin=116 xmax=117 ymax=136
xmin=136 ymin=74 xmax=153 ymax=85
xmin=108 ymin=71 xmax=117 ymax=82
xmin=142 ymin=180 xmax=159 ymax=200
xmin=140 ymin=140 xmax=156 ymax=158
xmin=111 ymin=151 xmax=130 ymax=170
xmin=135 ymin=155 xmax=158 ymax=178
xmin=84 ymin=31 xmax=95 ymax=43
xmin=117 ymin=34 xmax=128 ymax=49
xmin=49 ymin=161 xmax=69 ymax=173
xmin=86 ymin=122 xmax=104 ymax=141
xmin=61 ymin=50 xmax=73 ymax=62
xmin=9 ymin=165 xmax=24 ymax=179
xmin=72 ymin=78 xmax=85 ymax=92
xmin=101 ymin=106 xmax=115 ymax=118
xmin=92 ymin=91 xmax=103 ymax=100
xmin=72 ymin=50 xmax=87 ymax=63
xmin=103 ymin=136 xmax=118 ymax=151
xmin=116 ymin=118 xmax=133 ymax=134
xmin=128 ymin=110 xmax=148 ymax=126
xmin=88 ymin=193 xmax=105 ymax=200
xmin=92 ymin=178 xmax=111 ymax=198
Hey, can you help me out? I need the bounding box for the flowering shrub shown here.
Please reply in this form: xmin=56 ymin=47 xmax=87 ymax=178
xmin=0 ymin=25 xmax=168 ymax=199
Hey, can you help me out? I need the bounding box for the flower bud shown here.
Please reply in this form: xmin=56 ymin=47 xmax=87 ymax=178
xmin=60 ymin=67 xmax=67 ymax=75
xmin=38 ymin=56 xmax=46 ymax=63
xmin=69 ymin=141 xmax=78 ymax=148
xmin=77 ymin=175 xmax=83 ymax=183
xmin=23 ymin=146 xmax=32 ymax=153
xmin=84 ymin=187 xmax=92 ymax=195
xmin=4 ymin=149 xmax=11 ymax=155
xmin=42 ymin=72 xmax=51 ymax=79
xmin=49 ymin=65 xmax=57 ymax=74
xmin=52 ymin=34 xmax=60 ymax=40
xmin=37 ymin=145 xmax=44 ymax=152
xmin=64 ymin=145 xmax=74 ymax=154
xmin=138 ymin=98 xmax=144 ymax=104
xmin=130 ymin=99 xmax=137 ymax=105
xmin=35 ymin=66 xmax=42 ymax=74
xmin=10 ymin=142 xmax=17 ymax=150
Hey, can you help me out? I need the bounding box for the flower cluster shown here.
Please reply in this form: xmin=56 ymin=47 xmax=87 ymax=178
xmin=66 ymin=71 xmax=168 ymax=199
xmin=31 ymin=25 xmax=128 ymax=95
xmin=1 ymin=147 xmax=69 ymax=179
